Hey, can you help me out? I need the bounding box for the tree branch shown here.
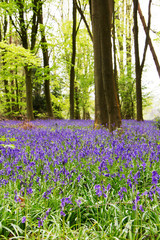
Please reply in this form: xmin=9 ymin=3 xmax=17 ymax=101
xmin=140 ymin=0 xmax=152 ymax=72
xmin=76 ymin=4 xmax=87 ymax=35
xmin=74 ymin=0 xmax=93 ymax=42
xmin=138 ymin=1 xmax=160 ymax=78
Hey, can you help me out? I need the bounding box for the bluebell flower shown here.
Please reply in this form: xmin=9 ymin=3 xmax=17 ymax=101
xmin=38 ymin=218 xmax=44 ymax=227
xmin=27 ymin=187 xmax=33 ymax=195
xmin=95 ymin=185 xmax=102 ymax=197
xmin=107 ymin=183 xmax=111 ymax=191
xmin=118 ymin=187 xmax=127 ymax=200
xmin=60 ymin=210 xmax=66 ymax=216
xmin=44 ymin=208 xmax=51 ymax=219
xmin=75 ymin=199 xmax=82 ymax=207
xmin=152 ymin=171 xmax=159 ymax=185
xmin=22 ymin=216 xmax=26 ymax=223
xmin=127 ymin=179 xmax=132 ymax=188
xmin=139 ymin=205 xmax=144 ymax=212
xmin=77 ymin=174 xmax=82 ymax=182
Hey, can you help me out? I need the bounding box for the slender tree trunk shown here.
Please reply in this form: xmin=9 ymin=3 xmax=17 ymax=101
xmin=113 ymin=0 xmax=120 ymax=113
xmin=75 ymin=86 xmax=80 ymax=119
xmin=126 ymin=0 xmax=132 ymax=69
xmin=126 ymin=0 xmax=134 ymax=119
xmin=133 ymin=0 xmax=151 ymax=121
xmin=70 ymin=0 xmax=77 ymax=119
xmin=9 ymin=27 xmax=16 ymax=113
xmin=24 ymin=66 xmax=34 ymax=120
xmin=11 ymin=78 xmax=15 ymax=112
xmin=15 ymin=66 xmax=20 ymax=112
xmin=117 ymin=0 xmax=125 ymax=74
xmin=91 ymin=0 xmax=121 ymax=131
xmin=39 ymin=1 xmax=54 ymax=118
xmin=83 ymin=107 xmax=86 ymax=120
xmin=133 ymin=0 xmax=143 ymax=121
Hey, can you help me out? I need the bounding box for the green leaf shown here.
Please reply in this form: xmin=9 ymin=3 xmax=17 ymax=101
xmin=1 ymin=144 xmax=16 ymax=149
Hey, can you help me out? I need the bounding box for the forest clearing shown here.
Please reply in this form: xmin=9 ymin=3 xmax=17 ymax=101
xmin=0 ymin=119 xmax=160 ymax=239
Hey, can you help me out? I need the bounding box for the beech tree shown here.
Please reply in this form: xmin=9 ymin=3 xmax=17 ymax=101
xmin=6 ymin=0 xmax=40 ymax=120
xmin=91 ymin=0 xmax=121 ymax=131
xmin=0 ymin=3 xmax=11 ymax=114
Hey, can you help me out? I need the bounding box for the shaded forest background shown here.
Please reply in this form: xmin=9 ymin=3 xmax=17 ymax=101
xmin=0 ymin=0 xmax=160 ymax=129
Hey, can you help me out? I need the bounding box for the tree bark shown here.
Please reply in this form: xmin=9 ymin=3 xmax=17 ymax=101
xmin=39 ymin=1 xmax=54 ymax=118
xmin=91 ymin=0 xmax=121 ymax=131
xmin=113 ymin=0 xmax=120 ymax=114
xmin=24 ymin=66 xmax=34 ymax=120
xmin=75 ymin=86 xmax=80 ymax=119
xmin=133 ymin=0 xmax=143 ymax=121
xmin=126 ymin=0 xmax=134 ymax=119
xmin=15 ymin=66 xmax=20 ymax=113
xmin=70 ymin=0 xmax=77 ymax=119
xmin=17 ymin=0 xmax=34 ymax=120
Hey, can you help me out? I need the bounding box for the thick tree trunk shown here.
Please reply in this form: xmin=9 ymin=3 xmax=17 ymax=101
xmin=70 ymin=0 xmax=77 ymax=119
xmin=91 ymin=0 xmax=121 ymax=131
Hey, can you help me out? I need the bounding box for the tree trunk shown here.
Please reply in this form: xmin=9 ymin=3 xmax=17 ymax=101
xmin=70 ymin=0 xmax=77 ymax=119
xmin=24 ymin=66 xmax=34 ymax=120
xmin=126 ymin=0 xmax=134 ymax=119
xmin=39 ymin=1 xmax=54 ymax=118
xmin=113 ymin=0 xmax=120 ymax=114
xmin=15 ymin=66 xmax=20 ymax=113
xmin=75 ymin=86 xmax=80 ymax=119
xmin=14 ymin=0 xmax=40 ymax=120
xmin=1 ymin=14 xmax=11 ymax=115
xmin=17 ymin=1 xmax=33 ymax=120
xmin=91 ymin=0 xmax=121 ymax=131
xmin=133 ymin=0 xmax=151 ymax=121
xmin=133 ymin=0 xmax=143 ymax=121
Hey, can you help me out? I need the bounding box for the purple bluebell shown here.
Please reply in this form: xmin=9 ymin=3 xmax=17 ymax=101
xmin=22 ymin=216 xmax=26 ymax=223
